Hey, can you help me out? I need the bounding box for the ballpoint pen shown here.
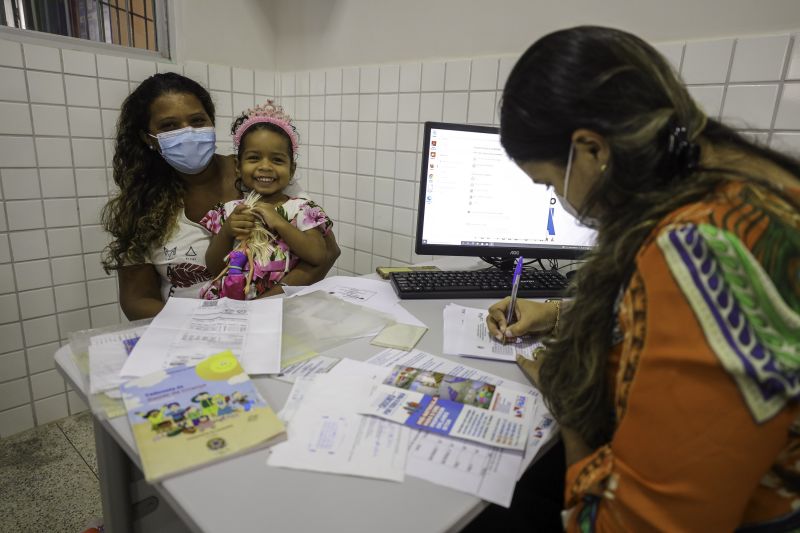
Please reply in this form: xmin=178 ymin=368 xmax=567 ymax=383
xmin=505 ymin=256 xmax=524 ymax=327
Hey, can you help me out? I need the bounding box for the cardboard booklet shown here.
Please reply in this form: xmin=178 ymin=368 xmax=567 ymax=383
xmin=121 ymin=350 xmax=285 ymax=482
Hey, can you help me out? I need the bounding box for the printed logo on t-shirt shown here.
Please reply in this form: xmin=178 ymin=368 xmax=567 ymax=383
xmin=164 ymin=246 xmax=177 ymax=260
xmin=186 ymin=246 xmax=198 ymax=257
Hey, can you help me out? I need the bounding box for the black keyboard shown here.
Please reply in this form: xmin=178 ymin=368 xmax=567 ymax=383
xmin=390 ymin=269 xmax=568 ymax=299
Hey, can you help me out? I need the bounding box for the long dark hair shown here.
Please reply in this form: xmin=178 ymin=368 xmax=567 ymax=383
xmin=501 ymin=26 xmax=800 ymax=448
xmin=101 ymin=73 xmax=215 ymax=271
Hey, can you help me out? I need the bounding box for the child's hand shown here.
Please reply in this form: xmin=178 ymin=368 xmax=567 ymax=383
xmin=251 ymin=203 xmax=281 ymax=228
xmin=224 ymin=204 xmax=257 ymax=240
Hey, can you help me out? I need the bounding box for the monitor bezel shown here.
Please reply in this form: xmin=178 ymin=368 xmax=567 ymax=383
xmin=414 ymin=121 xmax=593 ymax=261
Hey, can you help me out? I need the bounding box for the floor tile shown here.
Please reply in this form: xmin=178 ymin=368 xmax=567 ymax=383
xmin=0 ymin=421 xmax=102 ymax=532
xmin=58 ymin=411 xmax=98 ymax=477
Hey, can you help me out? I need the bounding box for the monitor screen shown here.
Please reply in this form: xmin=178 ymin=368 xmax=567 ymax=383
xmin=415 ymin=122 xmax=597 ymax=260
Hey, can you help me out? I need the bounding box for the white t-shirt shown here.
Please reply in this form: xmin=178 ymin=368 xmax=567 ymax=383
xmin=144 ymin=209 xmax=219 ymax=301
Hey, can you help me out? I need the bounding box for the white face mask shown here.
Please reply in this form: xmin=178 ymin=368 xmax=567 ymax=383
xmin=557 ymin=142 xmax=599 ymax=227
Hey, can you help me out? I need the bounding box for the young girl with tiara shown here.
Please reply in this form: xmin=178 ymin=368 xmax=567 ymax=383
xmin=202 ymin=100 xmax=332 ymax=300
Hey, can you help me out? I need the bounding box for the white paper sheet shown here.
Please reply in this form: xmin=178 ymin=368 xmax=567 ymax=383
xmin=267 ymin=374 xmax=409 ymax=481
xmin=271 ymin=354 xmax=342 ymax=384
xmin=292 ymin=276 xmax=426 ymax=327
xmin=121 ymin=297 xmax=282 ymax=377
xmin=443 ymin=304 xmax=542 ymax=362
xmin=88 ymin=326 xmax=147 ymax=394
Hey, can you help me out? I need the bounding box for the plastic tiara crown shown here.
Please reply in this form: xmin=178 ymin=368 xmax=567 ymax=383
xmin=232 ymin=99 xmax=299 ymax=157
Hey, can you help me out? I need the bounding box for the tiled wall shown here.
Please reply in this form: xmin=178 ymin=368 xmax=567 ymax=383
xmin=1 ymin=31 xmax=799 ymax=438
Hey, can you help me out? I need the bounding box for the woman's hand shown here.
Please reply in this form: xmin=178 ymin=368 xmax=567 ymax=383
xmin=487 ymin=298 xmax=559 ymax=342
xmin=224 ymin=203 xmax=257 ymax=240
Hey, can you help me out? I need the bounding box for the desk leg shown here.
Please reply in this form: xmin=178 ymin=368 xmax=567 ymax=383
xmin=93 ymin=418 xmax=133 ymax=533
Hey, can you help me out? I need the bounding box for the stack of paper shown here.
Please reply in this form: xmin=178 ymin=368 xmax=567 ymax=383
xmin=443 ymin=304 xmax=542 ymax=362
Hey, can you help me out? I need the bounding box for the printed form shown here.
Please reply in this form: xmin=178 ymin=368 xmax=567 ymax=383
xmin=443 ymin=304 xmax=542 ymax=361
xmin=121 ymin=297 xmax=283 ymax=377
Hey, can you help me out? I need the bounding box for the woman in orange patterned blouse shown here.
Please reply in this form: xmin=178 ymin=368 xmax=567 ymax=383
xmin=487 ymin=26 xmax=800 ymax=531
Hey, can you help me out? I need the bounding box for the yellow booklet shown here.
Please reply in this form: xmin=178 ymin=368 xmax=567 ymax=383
xmin=121 ymin=350 xmax=285 ymax=482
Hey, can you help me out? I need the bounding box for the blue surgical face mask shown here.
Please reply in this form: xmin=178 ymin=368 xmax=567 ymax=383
xmin=150 ymin=126 xmax=216 ymax=175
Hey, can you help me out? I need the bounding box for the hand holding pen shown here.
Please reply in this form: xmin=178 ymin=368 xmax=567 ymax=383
xmin=505 ymin=257 xmax=525 ymax=329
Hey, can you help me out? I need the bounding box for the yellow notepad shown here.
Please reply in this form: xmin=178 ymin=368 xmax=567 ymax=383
xmin=370 ymin=323 xmax=428 ymax=351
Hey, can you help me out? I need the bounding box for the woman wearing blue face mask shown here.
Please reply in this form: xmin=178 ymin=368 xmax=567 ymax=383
xmin=101 ymin=73 xmax=340 ymax=319
xmin=485 ymin=26 xmax=800 ymax=532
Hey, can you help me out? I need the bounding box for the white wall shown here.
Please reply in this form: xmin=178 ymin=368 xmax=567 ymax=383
xmin=172 ymin=0 xmax=277 ymax=70
xmin=270 ymin=0 xmax=800 ymax=70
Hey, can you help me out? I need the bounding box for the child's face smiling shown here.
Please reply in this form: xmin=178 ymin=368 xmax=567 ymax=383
xmin=238 ymin=129 xmax=295 ymax=201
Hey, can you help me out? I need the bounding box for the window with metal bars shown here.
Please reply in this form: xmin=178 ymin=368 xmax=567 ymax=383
xmin=1 ymin=0 xmax=169 ymax=57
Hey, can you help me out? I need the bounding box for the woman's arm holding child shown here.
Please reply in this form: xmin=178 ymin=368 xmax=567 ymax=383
xmin=251 ymin=203 xmax=327 ymax=266
xmin=205 ymin=204 xmax=256 ymax=276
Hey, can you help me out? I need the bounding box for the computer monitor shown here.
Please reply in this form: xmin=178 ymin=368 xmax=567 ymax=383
xmin=415 ymin=122 xmax=597 ymax=262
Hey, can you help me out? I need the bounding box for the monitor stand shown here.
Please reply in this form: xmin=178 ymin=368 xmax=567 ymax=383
xmin=479 ymin=256 xmax=521 ymax=271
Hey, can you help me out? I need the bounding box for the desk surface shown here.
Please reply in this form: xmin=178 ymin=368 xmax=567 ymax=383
xmin=57 ymin=291 xmax=535 ymax=533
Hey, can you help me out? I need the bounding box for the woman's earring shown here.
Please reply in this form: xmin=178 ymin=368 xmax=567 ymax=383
xmin=599 ymin=163 xmax=608 ymax=173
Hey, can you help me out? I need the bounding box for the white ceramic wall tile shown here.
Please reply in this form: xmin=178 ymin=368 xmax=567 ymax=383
xmin=391 ymin=234 xmax=413 ymax=263
xmin=788 ymin=35 xmax=800 ymax=80
xmin=34 ymin=394 xmax=68 ymax=424
xmin=96 ymin=54 xmax=127 ymax=80
xmin=34 ymin=137 xmax=71 ymax=167
xmin=233 ymin=92 xmax=255 ymax=114
xmin=62 ymin=49 xmax=96 ymax=76
xmin=354 ymin=225 xmax=372 ymax=251
xmin=72 ymin=138 xmax=105 ymax=167
xmin=0 ymin=293 xmax=20 ymax=324
xmin=210 ymin=90 xmax=232 ymax=117
xmin=0 ymin=323 xmax=24 ymax=354
xmin=6 ymin=200 xmax=44 ymax=231
xmin=19 ymin=288 xmax=55 ymax=319
xmin=467 ymin=91 xmax=496 ymax=124
xmin=324 ymin=123 xmax=340 ymax=147
xmin=25 ymin=342 xmax=57 ymax=374
xmin=1 ymin=169 xmax=40 ymax=200
xmin=357 ymin=122 xmax=377 ymax=149
xmin=443 ymin=92 xmax=468 ymax=122
xmin=325 ymin=95 xmax=342 ymax=121
xmin=375 ymin=151 xmax=395 ymax=178
xmin=39 ymin=168 xmax=75 ymax=197
xmin=127 ymin=58 xmax=156 ymax=82
xmin=48 ymin=227 xmax=83 ymax=256
xmin=0 ymin=264 xmax=14 ymax=294
xmin=326 ymin=68 xmax=343 ymax=95
xmin=0 ymin=102 xmax=32 ymax=134
xmin=68 ymin=107 xmax=103 ymax=137
xmin=341 ymin=122 xmax=358 ymax=147
xmin=75 ymin=168 xmax=107 ymax=196
xmin=323 ymin=171 xmax=339 ymax=195
xmin=98 ymin=79 xmax=130 ymax=109
xmin=0 ymin=378 xmax=30 ymax=410
xmin=340 ymin=67 xmax=358 ymax=94
xmin=281 ymin=72 xmax=296 ymax=96
xmin=309 ymin=96 xmax=325 ymax=121
xmin=291 ymin=71 xmax=308 ymax=96
xmin=22 ymin=315 xmax=59 ymax=346
xmin=470 ymin=57 xmax=499 ymax=91
xmin=51 ymin=255 xmax=85 ymax=285
xmin=87 ymin=278 xmax=117 ymax=306
xmin=356 ymin=174 xmax=374 ymax=202
xmin=207 ymin=64 xmax=231 ymax=91
xmin=379 ymin=65 xmax=400 ymax=93
xmin=681 ymin=38 xmax=734 ymax=84
xmin=394 ymin=151 xmax=416 ymax=180
xmin=378 ymin=94 xmax=398 ymax=122
xmin=445 ymin=60 xmax=470 ymax=91
xmin=393 ymin=180 xmax=414 ymax=208
xmin=687 ymin=85 xmax=725 ymax=119
xmin=67 ymin=390 xmax=88 ymax=413
xmin=360 ymin=66 xmax=379 ymax=94
xmin=14 ymin=260 xmax=51 ymax=292
xmin=184 ymin=61 xmax=209 ymax=87
xmin=254 ymin=69 xmax=275 ymax=95
xmin=730 ymin=34 xmax=790 ymax=82
xmin=58 ymin=309 xmax=89 ymax=337
xmin=0 ymin=350 xmax=26 ymax=382
xmin=54 ymin=282 xmax=87 ymax=312
xmin=77 ymin=197 xmax=106 ymax=225
xmin=83 ymin=253 xmax=108 ymax=280
xmin=418 ymin=93 xmax=444 ymax=124
xmin=64 ymin=75 xmax=99 ymax=107
xmin=31 ymin=104 xmax=69 ymax=136
xmin=652 ymin=42 xmax=684 ymax=73
xmin=0 ymin=67 xmax=28 ymax=101
xmin=308 ymin=122 xmax=324 ymax=145
xmin=397 ymin=93 xmax=420 ymax=123
xmin=358 ymin=94 xmax=378 ymax=122
xmin=23 ymin=43 xmax=61 ymax=72
xmin=232 ymin=67 xmax=254 ymax=93
xmin=775 ymin=83 xmax=800 ymax=129
xmin=721 ymin=84 xmax=779 ymax=129
xmin=497 ymin=56 xmax=516 ymax=90
xmin=373 ymin=205 xmax=392 ymax=231
xmin=341 ymin=95 xmax=359 ymax=121
xmin=27 ymin=71 xmax=65 ymax=104
xmin=9 ymin=230 xmax=48 ymax=261
xmin=771 ymin=132 xmax=800 ymax=155
xmin=90 ymin=303 xmax=120 ymax=328
xmin=376 ymin=123 xmax=396 ymax=151
xmin=393 ymin=207 xmax=413 ymax=235
xmin=0 ymin=39 xmax=23 ymax=67
xmin=0 ymin=235 xmax=9 ymax=263
xmin=372 ymin=229 xmax=392 ymax=256
xmin=324 ymin=147 xmax=340 ymax=172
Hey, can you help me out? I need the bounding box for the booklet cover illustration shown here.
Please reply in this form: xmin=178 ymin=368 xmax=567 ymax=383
xmin=121 ymin=350 xmax=285 ymax=482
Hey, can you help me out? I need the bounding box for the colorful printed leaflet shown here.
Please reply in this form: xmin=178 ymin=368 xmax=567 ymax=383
xmin=121 ymin=350 xmax=285 ymax=482
xmin=362 ymin=384 xmax=528 ymax=451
